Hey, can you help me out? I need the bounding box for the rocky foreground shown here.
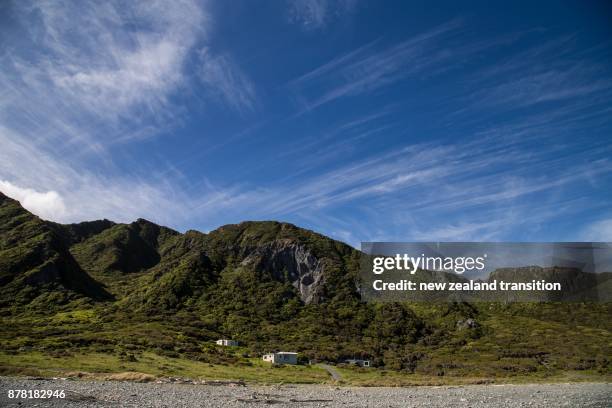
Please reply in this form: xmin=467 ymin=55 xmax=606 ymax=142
xmin=0 ymin=377 xmax=610 ymax=407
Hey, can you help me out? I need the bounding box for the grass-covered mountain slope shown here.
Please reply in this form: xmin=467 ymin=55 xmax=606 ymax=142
xmin=0 ymin=194 xmax=111 ymax=308
xmin=0 ymin=191 xmax=610 ymax=384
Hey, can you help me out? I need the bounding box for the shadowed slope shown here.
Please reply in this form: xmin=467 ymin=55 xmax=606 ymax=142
xmin=0 ymin=193 xmax=111 ymax=306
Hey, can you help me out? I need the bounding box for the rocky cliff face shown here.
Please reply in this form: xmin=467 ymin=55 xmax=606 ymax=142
xmin=241 ymin=239 xmax=325 ymax=304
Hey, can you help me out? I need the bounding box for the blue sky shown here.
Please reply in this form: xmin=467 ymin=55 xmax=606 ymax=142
xmin=0 ymin=0 xmax=611 ymax=246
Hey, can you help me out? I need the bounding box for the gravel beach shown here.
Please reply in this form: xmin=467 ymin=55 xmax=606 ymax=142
xmin=0 ymin=377 xmax=610 ymax=407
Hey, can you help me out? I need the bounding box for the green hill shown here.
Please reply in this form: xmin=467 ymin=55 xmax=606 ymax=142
xmin=0 ymin=192 xmax=610 ymax=384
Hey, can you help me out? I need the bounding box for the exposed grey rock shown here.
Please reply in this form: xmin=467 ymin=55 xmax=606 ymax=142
xmin=241 ymin=240 xmax=324 ymax=304
xmin=456 ymin=318 xmax=479 ymax=330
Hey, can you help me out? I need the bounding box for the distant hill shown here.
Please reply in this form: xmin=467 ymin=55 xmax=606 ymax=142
xmin=0 ymin=191 xmax=610 ymax=379
xmin=488 ymin=266 xmax=611 ymax=302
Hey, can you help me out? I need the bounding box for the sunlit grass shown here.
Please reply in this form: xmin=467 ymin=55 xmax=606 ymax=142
xmin=0 ymin=352 xmax=330 ymax=384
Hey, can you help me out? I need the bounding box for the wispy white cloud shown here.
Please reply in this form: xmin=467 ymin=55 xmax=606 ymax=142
xmin=1 ymin=5 xmax=609 ymax=248
xmin=287 ymin=0 xmax=357 ymax=30
xmin=171 ymin=133 xmax=608 ymax=243
xmin=198 ymin=49 xmax=257 ymax=112
xmin=296 ymin=148 xmax=600 ymax=215
xmin=287 ymin=20 xmax=473 ymax=113
xmin=409 ymin=219 xmax=509 ymax=241
xmin=403 ymin=200 xmax=566 ymax=242
xmin=197 ymin=130 xmax=610 ymax=243
xmin=15 ymin=0 xmax=205 ymax=122
xmin=0 ymin=0 xmax=259 ymax=229
xmin=471 ymin=69 xmax=612 ymax=110
xmin=1 ymin=0 xmax=253 ymax=151
xmin=453 ymin=36 xmax=612 ymax=116
xmin=288 ymin=0 xmax=328 ymax=29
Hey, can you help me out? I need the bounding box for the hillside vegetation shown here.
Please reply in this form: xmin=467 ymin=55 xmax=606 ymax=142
xmin=0 ymin=192 xmax=610 ymax=384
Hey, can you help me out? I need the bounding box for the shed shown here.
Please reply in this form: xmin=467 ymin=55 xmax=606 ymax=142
xmin=345 ymin=359 xmax=370 ymax=367
xmin=216 ymin=339 xmax=239 ymax=346
xmin=262 ymin=352 xmax=298 ymax=365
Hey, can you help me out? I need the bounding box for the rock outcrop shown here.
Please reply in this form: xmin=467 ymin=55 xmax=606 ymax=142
xmin=241 ymin=239 xmax=324 ymax=304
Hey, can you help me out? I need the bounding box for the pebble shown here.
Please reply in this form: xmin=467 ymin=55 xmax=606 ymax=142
xmin=0 ymin=377 xmax=610 ymax=407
